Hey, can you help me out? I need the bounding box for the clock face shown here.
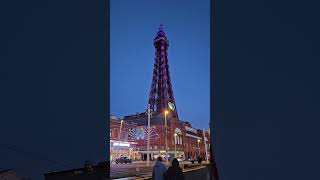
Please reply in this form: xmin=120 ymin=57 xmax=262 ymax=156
xmin=168 ymin=102 xmax=175 ymax=111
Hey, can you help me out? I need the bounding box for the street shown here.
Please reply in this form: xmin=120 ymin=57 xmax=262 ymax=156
xmin=110 ymin=161 xmax=154 ymax=179
xmin=110 ymin=161 xmax=208 ymax=179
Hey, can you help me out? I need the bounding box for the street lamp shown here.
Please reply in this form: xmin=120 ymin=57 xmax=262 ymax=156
xmin=117 ymin=120 xmax=124 ymax=158
xmin=164 ymin=110 xmax=169 ymax=163
xmin=147 ymin=104 xmax=151 ymax=166
xmin=174 ymin=133 xmax=177 ymax=158
xmin=197 ymin=139 xmax=200 ymax=157
xmin=203 ymin=128 xmax=209 ymax=163
xmin=119 ymin=120 xmax=124 ymax=141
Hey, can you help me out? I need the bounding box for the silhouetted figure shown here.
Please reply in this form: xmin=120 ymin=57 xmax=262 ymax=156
xmin=197 ymin=156 xmax=202 ymax=164
xmin=166 ymin=158 xmax=184 ymax=180
xmin=191 ymin=156 xmax=195 ymax=164
xmin=152 ymin=157 xmax=167 ymax=180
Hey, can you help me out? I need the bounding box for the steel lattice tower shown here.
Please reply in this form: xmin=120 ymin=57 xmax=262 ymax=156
xmin=148 ymin=24 xmax=178 ymax=119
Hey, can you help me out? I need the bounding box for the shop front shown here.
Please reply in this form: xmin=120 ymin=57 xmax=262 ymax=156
xmin=132 ymin=150 xmax=166 ymax=161
xmin=110 ymin=140 xmax=137 ymax=161
xmin=133 ymin=150 xmax=185 ymax=162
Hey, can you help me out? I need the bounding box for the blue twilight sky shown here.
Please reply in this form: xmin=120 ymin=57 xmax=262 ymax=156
xmin=110 ymin=0 xmax=210 ymax=130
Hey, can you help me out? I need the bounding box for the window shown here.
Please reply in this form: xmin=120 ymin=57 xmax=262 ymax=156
xmin=113 ymin=128 xmax=119 ymax=139
xmin=125 ymin=132 xmax=128 ymax=141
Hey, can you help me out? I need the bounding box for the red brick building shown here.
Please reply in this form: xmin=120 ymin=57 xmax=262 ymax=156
xmin=121 ymin=112 xmax=211 ymax=161
xmin=109 ymin=116 xmax=137 ymax=161
xmin=181 ymin=121 xmax=211 ymax=161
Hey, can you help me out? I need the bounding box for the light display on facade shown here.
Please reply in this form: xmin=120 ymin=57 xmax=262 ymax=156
xmin=168 ymin=101 xmax=175 ymax=111
xmin=128 ymin=126 xmax=159 ymax=141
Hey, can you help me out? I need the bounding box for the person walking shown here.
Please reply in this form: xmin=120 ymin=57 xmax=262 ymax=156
xmin=166 ymin=158 xmax=184 ymax=180
xmin=152 ymin=157 xmax=167 ymax=180
xmin=197 ymin=156 xmax=202 ymax=164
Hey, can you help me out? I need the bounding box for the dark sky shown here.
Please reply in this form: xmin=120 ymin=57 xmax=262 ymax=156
xmin=212 ymin=0 xmax=320 ymax=179
xmin=110 ymin=0 xmax=210 ymax=130
xmin=0 ymin=0 xmax=107 ymax=179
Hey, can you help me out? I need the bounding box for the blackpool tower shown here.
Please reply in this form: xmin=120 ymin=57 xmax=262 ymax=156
xmin=148 ymin=24 xmax=179 ymax=119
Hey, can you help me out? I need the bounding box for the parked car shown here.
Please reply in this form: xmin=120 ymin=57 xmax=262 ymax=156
xmin=115 ymin=157 xmax=132 ymax=164
xmin=189 ymin=158 xmax=195 ymax=164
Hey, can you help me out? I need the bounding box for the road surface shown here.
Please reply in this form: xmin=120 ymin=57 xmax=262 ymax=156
xmin=110 ymin=161 xmax=208 ymax=179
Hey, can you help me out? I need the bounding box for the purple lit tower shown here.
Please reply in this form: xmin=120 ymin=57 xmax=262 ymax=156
xmin=148 ymin=24 xmax=179 ymax=119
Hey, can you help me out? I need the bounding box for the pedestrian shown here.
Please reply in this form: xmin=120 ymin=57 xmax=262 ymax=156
xmin=166 ymin=158 xmax=184 ymax=180
xmin=152 ymin=157 xmax=167 ymax=180
xmin=197 ymin=156 xmax=202 ymax=164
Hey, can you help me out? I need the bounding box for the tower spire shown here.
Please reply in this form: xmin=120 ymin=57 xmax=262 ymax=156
xmin=159 ymin=24 xmax=163 ymax=31
xmin=148 ymin=26 xmax=178 ymax=119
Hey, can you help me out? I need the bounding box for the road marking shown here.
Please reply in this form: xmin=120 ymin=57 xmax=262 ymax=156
xmin=135 ymin=178 xmax=150 ymax=180
xmin=183 ymin=166 xmax=206 ymax=172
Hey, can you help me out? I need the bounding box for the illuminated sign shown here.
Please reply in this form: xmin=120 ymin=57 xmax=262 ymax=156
xmin=128 ymin=126 xmax=159 ymax=141
xmin=186 ymin=133 xmax=202 ymax=139
xmin=113 ymin=142 xmax=130 ymax=147
xmin=168 ymin=102 xmax=175 ymax=111
xmin=185 ymin=126 xmax=198 ymax=134
xmin=110 ymin=140 xmax=137 ymax=144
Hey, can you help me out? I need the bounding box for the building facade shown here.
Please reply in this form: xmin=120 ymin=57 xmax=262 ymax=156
xmin=121 ymin=113 xmax=210 ymax=161
xmin=109 ymin=116 xmax=137 ymax=161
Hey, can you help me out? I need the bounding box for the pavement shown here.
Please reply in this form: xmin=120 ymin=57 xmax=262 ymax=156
xmin=110 ymin=163 xmax=153 ymax=179
xmin=110 ymin=160 xmax=209 ymax=179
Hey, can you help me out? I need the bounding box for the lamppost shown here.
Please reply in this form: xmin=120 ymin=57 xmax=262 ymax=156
xmin=197 ymin=139 xmax=200 ymax=157
xmin=118 ymin=120 xmax=124 ymax=158
xmin=203 ymin=128 xmax=209 ymax=163
xmin=164 ymin=110 xmax=169 ymax=163
xmin=174 ymin=133 xmax=177 ymax=158
xmin=147 ymin=104 xmax=151 ymax=166
xmin=119 ymin=120 xmax=123 ymax=141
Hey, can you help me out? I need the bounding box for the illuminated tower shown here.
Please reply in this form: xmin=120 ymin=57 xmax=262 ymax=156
xmin=148 ymin=24 xmax=178 ymax=118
